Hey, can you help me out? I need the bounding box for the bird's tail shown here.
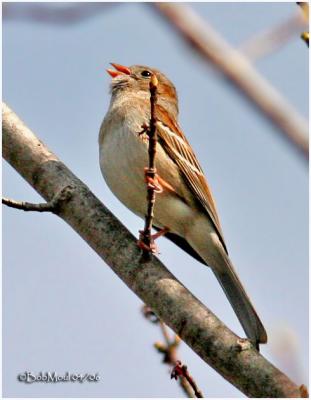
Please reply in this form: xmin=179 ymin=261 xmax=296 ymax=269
xmin=211 ymin=252 xmax=267 ymax=348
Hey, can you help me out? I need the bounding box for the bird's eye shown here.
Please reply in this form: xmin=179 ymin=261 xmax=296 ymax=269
xmin=141 ymin=70 xmax=152 ymax=78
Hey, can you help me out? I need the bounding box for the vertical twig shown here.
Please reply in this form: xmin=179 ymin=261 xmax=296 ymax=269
xmin=140 ymin=74 xmax=159 ymax=260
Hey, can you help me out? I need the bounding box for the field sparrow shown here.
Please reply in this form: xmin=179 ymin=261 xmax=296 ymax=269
xmin=99 ymin=63 xmax=267 ymax=347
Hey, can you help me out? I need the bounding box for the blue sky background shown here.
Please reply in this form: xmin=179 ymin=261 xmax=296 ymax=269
xmin=3 ymin=2 xmax=308 ymax=397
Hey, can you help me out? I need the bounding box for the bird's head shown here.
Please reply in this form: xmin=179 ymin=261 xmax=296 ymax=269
xmin=106 ymin=63 xmax=179 ymax=116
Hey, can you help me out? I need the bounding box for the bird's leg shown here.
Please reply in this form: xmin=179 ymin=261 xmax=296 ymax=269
xmin=137 ymin=227 xmax=170 ymax=254
xmin=151 ymin=226 xmax=170 ymax=240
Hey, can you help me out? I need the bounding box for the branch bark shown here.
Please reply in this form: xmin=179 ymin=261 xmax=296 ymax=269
xmin=2 ymin=102 xmax=305 ymax=397
xmin=152 ymin=3 xmax=309 ymax=162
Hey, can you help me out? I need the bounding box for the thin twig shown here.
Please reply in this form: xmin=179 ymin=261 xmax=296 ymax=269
xmin=299 ymin=384 xmax=309 ymax=398
xmin=297 ymin=2 xmax=309 ymax=47
xmin=2 ymin=197 xmax=55 ymax=212
xmin=239 ymin=11 xmax=307 ymax=61
xmin=152 ymin=3 xmax=308 ymax=162
xmin=139 ymin=74 xmax=159 ymax=259
xmin=171 ymin=361 xmax=204 ymax=398
xmin=143 ymin=306 xmax=202 ymax=398
xmin=297 ymin=2 xmax=309 ymax=21
xmin=300 ymin=32 xmax=309 ymax=46
xmin=2 ymin=186 xmax=73 ymax=213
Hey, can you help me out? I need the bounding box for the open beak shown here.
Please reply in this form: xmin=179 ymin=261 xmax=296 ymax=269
xmin=106 ymin=63 xmax=131 ymax=78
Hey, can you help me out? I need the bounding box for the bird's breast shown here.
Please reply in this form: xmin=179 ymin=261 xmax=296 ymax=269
xmin=99 ymin=116 xmax=195 ymax=237
xmin=100 ymin=120 xmax=149 ymax=216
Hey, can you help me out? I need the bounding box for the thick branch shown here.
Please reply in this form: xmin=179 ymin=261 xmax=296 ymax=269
xmin=152 ymin=3 xmax=309 ymax=162
xmin=2 ymin=102 xmax=304 ymax=397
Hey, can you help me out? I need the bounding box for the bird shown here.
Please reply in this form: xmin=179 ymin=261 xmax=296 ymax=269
xmin=99 ymin=63 xmax=267 ymax=348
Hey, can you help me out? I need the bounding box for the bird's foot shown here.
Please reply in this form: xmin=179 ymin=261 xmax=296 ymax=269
xmin=144 ymin=167 xmax=163 ymax=193
xmin=137 ymin=237 xmax=158 ymax=254
xmin=138 ymin=123 xmax=150 ymax=136
xmin=137 ymin=227 xmax=169 ymax=254
xmin=151 ymin=226 xmax=170 ymax=240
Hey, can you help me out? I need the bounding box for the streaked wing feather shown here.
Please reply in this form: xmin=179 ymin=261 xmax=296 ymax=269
xmin=155 ymin=105 xmax=227 ymax=253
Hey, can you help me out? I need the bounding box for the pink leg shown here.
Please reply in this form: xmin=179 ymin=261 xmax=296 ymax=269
xmin=137 ymin=227 xmax=170 ymax=254
xmin=144 ymin=168 xmax=163 ymax=193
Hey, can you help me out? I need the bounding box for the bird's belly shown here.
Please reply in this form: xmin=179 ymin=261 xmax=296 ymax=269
xmin=99 ymin=125 xmax=194 ymax=237
xmin=100 ymin=126 xmax=148 ymax=216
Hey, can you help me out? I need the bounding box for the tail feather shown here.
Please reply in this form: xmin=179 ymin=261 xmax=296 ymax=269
xmin=171 ymin=225 xmax=267 ymax=347
xmin=212 ymin=254 xmax=267 ymax=347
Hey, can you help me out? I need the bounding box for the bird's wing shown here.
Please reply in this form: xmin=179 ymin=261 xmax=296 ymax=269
xmin=155 ymin=105 xmax=227 ymax=253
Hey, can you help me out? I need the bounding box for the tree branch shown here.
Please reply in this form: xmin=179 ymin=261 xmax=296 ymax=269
xmin=152 ymin=3 xmax=309 ymax=162
xmin=2 ymin=102 xmax=306 ymax=397
xmin=2 ymin=186 xmax=73 ymax=212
